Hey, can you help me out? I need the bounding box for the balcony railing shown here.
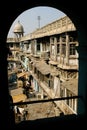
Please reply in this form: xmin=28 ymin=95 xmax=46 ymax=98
xmin=10 ymin=95 xmax=81 ymax=123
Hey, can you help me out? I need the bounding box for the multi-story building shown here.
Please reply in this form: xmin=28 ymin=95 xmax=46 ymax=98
xmin=7 ymin=15 xmax=79 ymax=115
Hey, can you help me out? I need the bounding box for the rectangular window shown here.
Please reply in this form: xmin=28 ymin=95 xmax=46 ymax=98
xmin=57 ymin=44 xmax=60 ymax=54
xmin=62 ymin=44 xmax=66 ymax=55
xmin=51 ymin=45 xmax=55 ymax=55
xmin=37 ymin=43 xmax=40 ymax=51
xmin=9 ymin=43 xmax=13 ymax=48
xmin=70 ymin=44 xmax=76 ymax=55
xmin=16 ymin=43 xmax=19 ymax=48
xmin=60 ymin=87 xmax=64 ymax=97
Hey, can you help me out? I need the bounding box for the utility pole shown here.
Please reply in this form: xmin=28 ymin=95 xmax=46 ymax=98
xmin=37 ymin=16 xmax=41 ymax=29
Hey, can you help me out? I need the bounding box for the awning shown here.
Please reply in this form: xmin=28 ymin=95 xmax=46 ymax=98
xmin=61 ymin=79 xmax=78 ymax=95
xmin=34 ymin=61 xmax=51 ymax=75
xmin=17 ymin=71 xmax=30 ymax=78
xmin=12 ymin=94 xmax=27 ymax=103
xmin=7 ymin=58 xmax=20 ymax=62
xmin=51 ymin=69 xmax=59 ymax=76
xmin=10 ymin=88 xmax=27 ymax=102
xmin=49 ymin=60 xmax=58 ymax=65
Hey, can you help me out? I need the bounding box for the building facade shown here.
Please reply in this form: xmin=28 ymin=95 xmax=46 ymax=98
xmin=7 ymin=15 xmax=79 ymax=115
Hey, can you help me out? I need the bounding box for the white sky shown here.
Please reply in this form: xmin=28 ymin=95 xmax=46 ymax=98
xmin=7 ymin=6 xmax=66 ymax=37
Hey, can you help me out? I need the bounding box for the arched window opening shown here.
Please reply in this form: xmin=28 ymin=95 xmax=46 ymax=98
xmin=6 ymin=6 xmax=82 ymax=124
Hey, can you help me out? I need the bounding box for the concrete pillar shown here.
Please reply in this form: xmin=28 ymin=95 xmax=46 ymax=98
xmin=34 ymin=39 xmax=37 ymax=55
xmin=54 ymin=37 xmax=57 ymax=61
xmin=71 ymin=99 xmax=73 ymax=110
xmin=66 ymin=34 xmax=69 ymax=65
xmin=59 ymin=36 xmax=62 ymax=63
xmin=65 ymin=88 xmax=67 ymax=104
xmin=74 ymin=99 xmax=77 ymax=113
xmin=50 ymin=37 xmax=53 ymax=56
xmin=40 ymin=43 xmax=42 ymax=52
xmin=41 ymin=89 xmax=44 ymax=99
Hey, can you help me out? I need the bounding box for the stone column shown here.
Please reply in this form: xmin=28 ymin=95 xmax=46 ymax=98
xmin=74 ymin=99 xmax=77 ymax=113
xmin=54 ymin=37 xmax=57 ymax=61
xmin=34 ymin=39 xmax=37 ymax=55
xmin=40 ymin=42 xmax=42 ymax=52
xmin=66 ymin=34 xmax=69 ymax=65
xmin=50 ymin=37 xmax=53 ymax=57
xmin=59 ymin=36 xmax=62 ymax=64
xmin=65 ymin=88 xmax=67 ymax=104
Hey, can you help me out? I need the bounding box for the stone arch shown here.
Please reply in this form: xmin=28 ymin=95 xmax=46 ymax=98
xmin=7 ymin=4 xmax=86 ymax=116
xmin=0 ymin=1 xmax=87 ymax=128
